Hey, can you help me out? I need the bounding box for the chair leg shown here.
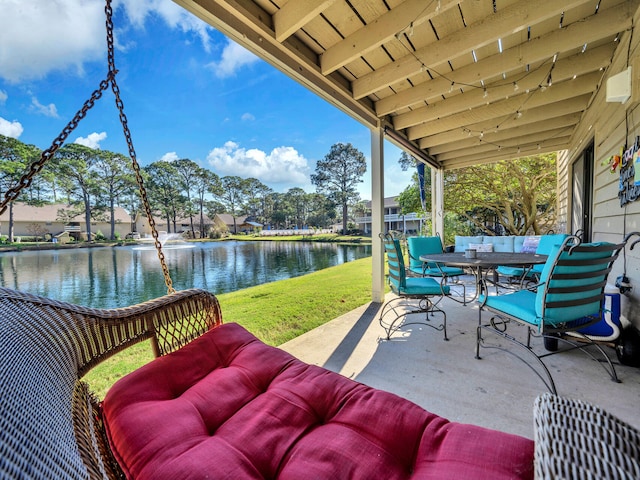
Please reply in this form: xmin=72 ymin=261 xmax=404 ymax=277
xmin=444 ymin=276 xmax=467 ymax=306
xmin=380 ymin=296 xmax=447 ymax=341
xmin=476 ymin=310 xmax=558 ymax=394
xmin=538 ymin=333 xmax=621 ymax=384
xmin=379 ymin=297 xmax=405 ymax=340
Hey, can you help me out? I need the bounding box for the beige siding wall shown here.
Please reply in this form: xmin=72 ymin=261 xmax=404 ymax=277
xmin=7 ymin=221 xmax=131 ymax=239
xmin=558 ymin=4 xmax=640 ymax=327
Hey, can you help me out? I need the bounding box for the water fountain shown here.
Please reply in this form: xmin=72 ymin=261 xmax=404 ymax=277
xmin=133 ymin=232 xmax=195 ymax=250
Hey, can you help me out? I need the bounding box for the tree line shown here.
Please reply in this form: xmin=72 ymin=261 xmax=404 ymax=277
xmin=1 ymin=133 xmax=557 ymax=244
xmin=0 ymin=135 xmax=367 ymax=241
xmin=396 ymin=151 xmax=558 ymax=244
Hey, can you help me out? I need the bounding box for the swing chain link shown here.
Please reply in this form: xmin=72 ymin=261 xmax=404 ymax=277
xmin=0 ymin=79 xmax=110 ymax=216
xmin=105 ymin=0 xmax=175 ymax=294
xmin=0 ymin=0 xmax=175 ymax=295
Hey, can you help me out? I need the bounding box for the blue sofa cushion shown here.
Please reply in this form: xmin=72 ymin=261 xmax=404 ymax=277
xmin=454 ymin=235 xmax=483 ymax=252
xmin=491 ymin=236 xmax=515 ymax=253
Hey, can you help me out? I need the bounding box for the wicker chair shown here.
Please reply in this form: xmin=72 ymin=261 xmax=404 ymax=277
xmin=533 ymin=393 xmax=640 ymax=478
xmin=0 ymin=287 xmax=221 ymax=479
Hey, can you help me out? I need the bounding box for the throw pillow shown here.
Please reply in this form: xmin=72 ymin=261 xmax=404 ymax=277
xmin=521 ymin=236 xmax=540 ymax=253
xmin=468 ymin=243 xmax=493 ymax=253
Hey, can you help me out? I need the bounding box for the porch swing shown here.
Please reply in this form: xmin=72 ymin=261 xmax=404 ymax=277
xmin=0 ymin=4 xmax=224 ymax=478
xmin=2 ymin=2 xmax=637 ymax=479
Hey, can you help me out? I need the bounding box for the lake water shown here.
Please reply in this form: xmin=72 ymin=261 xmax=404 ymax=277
xmin=0 ymin=241 xmax=371 ymax=308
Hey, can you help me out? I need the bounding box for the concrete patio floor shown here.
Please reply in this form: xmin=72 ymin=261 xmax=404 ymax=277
xmin=280 ymin=280 xmax=640 ymax=440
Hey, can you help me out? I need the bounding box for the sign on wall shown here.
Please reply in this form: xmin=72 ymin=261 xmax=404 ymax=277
xmin=616 ymin=136 xmax=640 ymax=206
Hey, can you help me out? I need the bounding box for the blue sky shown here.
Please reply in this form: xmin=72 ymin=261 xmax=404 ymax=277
xmin=0 ymin=0 xmax=412 ymax=200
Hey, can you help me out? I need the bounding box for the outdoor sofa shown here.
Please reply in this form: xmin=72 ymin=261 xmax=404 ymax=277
xmin=1 ymin=286 xmax=638 ymax=479
xmin=451 ymin=234 xmax=569 ymax=285
xmin=451 ymin=234 xmax=568 ymax=254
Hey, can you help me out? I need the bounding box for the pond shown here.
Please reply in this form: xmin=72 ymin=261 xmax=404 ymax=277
xmin=0 ymin=241 xmax=371 ymax=308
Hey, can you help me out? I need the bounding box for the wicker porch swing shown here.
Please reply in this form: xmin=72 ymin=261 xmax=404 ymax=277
xmin=3 ymin=2 xmax=638 ymax=479
xmin=0 ymin=1 xmax=222 ymax=477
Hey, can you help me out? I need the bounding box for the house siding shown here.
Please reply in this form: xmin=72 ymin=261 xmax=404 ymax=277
xmin=557 ymin=4 xmax=640 ymax=328
xmin=357 ymin=196 xmax=426 ymax=235
xmin=0 ymin=203 xmax=134 ymax=239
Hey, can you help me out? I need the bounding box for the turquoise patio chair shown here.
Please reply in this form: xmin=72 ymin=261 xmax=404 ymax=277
xmin=496 ymin=233 xmax=568 ymax=287
xmin=477 ymin=235 xmax=625 ymax=394
xmin=406 ymin=235 xmax=467 ymax=303
xmin=380 ymin=233 xmax=450 ymax=340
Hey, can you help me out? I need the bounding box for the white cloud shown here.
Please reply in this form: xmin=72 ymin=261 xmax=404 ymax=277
xmin=207 ymin=40 xmax=259 ymax=78
xmin=74 ymin=131 xmax=107 ymax=149
xmin=0 ymin=0 xmax=105 ymax=83
xmin=0 ymin=0 xmax=214 ymax=83
xmin=0 ymin=117 xmax=23 ymax=138
xmin=160 ymin=151 xmax=179 ymax=162
xmin=207 ymin=141 xmax=309 ymax=187
xmin=118 ymin=0 xmax=213 ymax=52
xmin=241 ymin=112 xmax=255 ymax=121
xmin=30 ymin=97 xmax=58 ymax=118
xmin=0 ymin=90 xmax=7 ymax=104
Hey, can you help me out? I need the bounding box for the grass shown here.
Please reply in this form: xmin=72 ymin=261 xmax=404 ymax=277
xmin=84 ymin=257 xmax=375 ymax=398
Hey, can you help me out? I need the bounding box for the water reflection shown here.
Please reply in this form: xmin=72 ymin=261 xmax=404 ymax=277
xmin=0 ymin=241 xmax=371 ymax=308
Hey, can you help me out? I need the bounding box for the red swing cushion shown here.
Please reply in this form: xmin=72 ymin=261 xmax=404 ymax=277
xmin=102 ymin=323 xmax=533 ymax=479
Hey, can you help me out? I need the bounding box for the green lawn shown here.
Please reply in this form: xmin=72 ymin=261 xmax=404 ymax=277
xmin=84 ymin=257 xmax=376 ymax=398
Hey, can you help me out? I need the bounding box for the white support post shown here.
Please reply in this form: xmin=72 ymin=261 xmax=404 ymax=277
xmin=432 ymin=168 xmax=444 ymax=238
xmin=371 ymin=127 xmax=385 ymax=303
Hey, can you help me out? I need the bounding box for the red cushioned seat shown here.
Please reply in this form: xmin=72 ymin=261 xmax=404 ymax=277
xmin=103 ymin=323 xmax=533 ymax=479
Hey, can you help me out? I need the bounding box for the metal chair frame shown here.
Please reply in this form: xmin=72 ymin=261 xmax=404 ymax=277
xmin=380 ymin=233 xmax=450 ymax=340
xmin=476 ymin=235 xmax=625 ymax=394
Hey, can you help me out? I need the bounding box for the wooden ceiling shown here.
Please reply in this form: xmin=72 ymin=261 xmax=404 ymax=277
xmin=173 ymin=0 xmax=636 ymax=170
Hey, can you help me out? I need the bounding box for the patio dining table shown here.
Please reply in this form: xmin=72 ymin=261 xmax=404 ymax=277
xmin=419 ymin=252 xmax=548 ymax=301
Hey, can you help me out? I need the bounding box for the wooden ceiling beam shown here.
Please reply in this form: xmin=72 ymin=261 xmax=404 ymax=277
xmin=407 ymin=71 xmax=601 ymax=140
xmin=440 ymin=137 xmax=570 ymax=170
xmin=391 ymin=43 xmax=613 ymax=129
xmin=320 ymin=0 xmax=459 ymax=75
xmin=352 ymin=0 xmax=595 ymax=100
xmin=173 ymin=0 xmax=637 ymax=171
xmin=419 ymin=95 xmax=590 ymax=149
xmin=370 ymin=2 xmax=633 ymax=111
xmin=376 ymin=1 xmax=633 ymax=116
xmin=274 ymin=0 xmax=337 ymax=42
xmin=436 ymin=128 xmax=571 ymax=161
xmin=427 ymin=113 xmax=581 ymax=155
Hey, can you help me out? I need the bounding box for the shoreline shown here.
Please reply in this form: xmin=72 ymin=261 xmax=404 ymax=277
xmin=0 ymin=242 xmax=121 ymax=252
xmin=0 ymin=235 xmax=372 ymax=253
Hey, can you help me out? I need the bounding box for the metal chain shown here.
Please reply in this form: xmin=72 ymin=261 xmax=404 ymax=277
xmin=0 ymin=79 xmax=110 ymax=216
xmin=105 ymin=0 xmax=174 ymax=294
xmin=0 ymin=0 xmax=175 ymax=295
